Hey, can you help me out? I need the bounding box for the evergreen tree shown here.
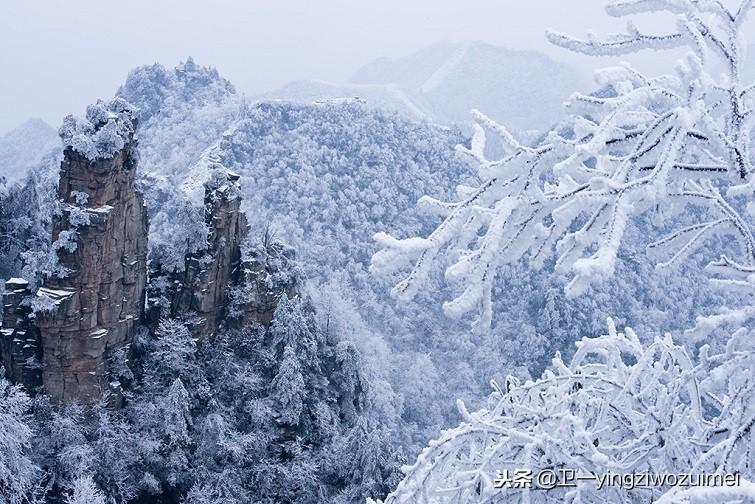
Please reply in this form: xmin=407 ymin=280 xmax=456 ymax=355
xmin=0 ymin=374 xmax=38 ymax=504
xmin=65 ymin=475 xmax=106 ymax=504
xmin=271 ymin=344 xmax=306 ymax=426
xmin=160 ymin=379 xmax=193 ymax=488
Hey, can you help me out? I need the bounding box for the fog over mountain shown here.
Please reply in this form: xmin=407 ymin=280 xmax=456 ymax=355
xmin=0 ymin=119 xmax=58 ymax=184
xmin=263 ymin=41 xmax=586 ymax=133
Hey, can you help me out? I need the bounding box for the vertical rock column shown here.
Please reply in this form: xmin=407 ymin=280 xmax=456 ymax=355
xmin=1 ymin=278 xmax=42 ymax=391
xmin=169 ymin=169 xmax=248 ymax=339
xmin=37 ymin=99 xmax=148 ymax=404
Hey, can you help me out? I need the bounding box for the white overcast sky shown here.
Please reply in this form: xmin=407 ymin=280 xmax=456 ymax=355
xmin=1 ymin=0 xmax=752 ymax=134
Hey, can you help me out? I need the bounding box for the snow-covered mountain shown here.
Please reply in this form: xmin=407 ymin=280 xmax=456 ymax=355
xmin=117 ymin=61 xmax=470 ymax=275
xmin=1 ymin=57 xmax=733 ymax=486
xmin=113 ymin=59 xmax=717 ymax=450
xmin=262 ymin=41 xmax=586 ymax=134
xmin=258 ymin=81 xmax=432 ymax=122
xmin=115 ymin=60 xmax=482 ymax=452
xmin=0 ymin=119 xmax=58 ymax=185
xmin=354 ymin=41 xmax=585 ymax=131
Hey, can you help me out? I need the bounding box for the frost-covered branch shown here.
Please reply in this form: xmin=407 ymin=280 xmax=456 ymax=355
xmin=545 ymin=25 xmax=686 ymax=57
xmin=372 ymin=0 xmax=755 ymax=328
xmin=371 ymin=320 xmax=755 ymax=504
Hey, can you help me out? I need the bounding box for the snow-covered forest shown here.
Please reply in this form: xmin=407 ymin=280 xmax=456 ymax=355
xmin=0 ymin=0 xmax=754 ymax=503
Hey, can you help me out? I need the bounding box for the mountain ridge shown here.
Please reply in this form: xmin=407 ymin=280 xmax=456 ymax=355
xmin=262 ymin=41 xmax=586 ymax=134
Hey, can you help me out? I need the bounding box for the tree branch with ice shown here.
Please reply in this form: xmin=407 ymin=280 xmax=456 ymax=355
xmin=371 ymin=0 xmax=755 ymax=330
xmin=370 ymin=319 xmax=755 ymax=504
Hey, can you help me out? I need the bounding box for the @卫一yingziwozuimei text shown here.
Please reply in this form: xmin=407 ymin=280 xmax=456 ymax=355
xmin=495 ymin=468 xmax=742 ymax=491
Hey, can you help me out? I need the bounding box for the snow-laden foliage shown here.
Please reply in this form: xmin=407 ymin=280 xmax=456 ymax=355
xmin=4 ymin=53 xmax=748 ymax=504
xmin=3 ymin=208 xmax=405 ymax=504
xmin=65 ymin=475 xmax=106 ymax=504
xmin=9 ymin=241 xmax=401 ymax=503
xmin=117 ymin=57 xmax=235 ymax=125
xmin=115 ymin=58 xmax=239 ymax=272
xmin=215 ymin=100 xmax=471 ymax=272
xmin=367 ymin=1 xmax=755 ymax=502
xmin=93 ymin=61 xmax=742 ymax=460
xmin=372 ymin=0 xmax=755 ymax=331
xmin=0 ymin=154 xmax=61 ymax=283
xmin=125 ymin=89 xmax=486 ymax=452
xmin=0 ymin=374 xmax=38 ymax=503
xmin=372 ymin=319 xmax=755 ymax=503
xmin=58 ymin=98 xmax=138 ymax=161
xmin=118 ymin=293 xmax=401 ymax=503
xmin=117 ymin=58 xmax=239 ymax=195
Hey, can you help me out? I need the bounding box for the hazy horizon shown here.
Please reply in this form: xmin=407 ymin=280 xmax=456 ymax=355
xmin=2 ymin=0 xmax=753 ymax=135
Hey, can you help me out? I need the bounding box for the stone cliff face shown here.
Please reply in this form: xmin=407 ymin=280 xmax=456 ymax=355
xmin=149 ymin=169 xmax=248 ymax=339
xmin=1 ymin=100 xmax=296 ymax=406
xmin=235 ymin=242 xmax=300 ymax=327
xmin=1 ymin=278 xmax=42 ymax=391
xmin=147 ymin=167 xmax=301 ymax=337
xmin=34 ymin=99 xmax=148 ymax=404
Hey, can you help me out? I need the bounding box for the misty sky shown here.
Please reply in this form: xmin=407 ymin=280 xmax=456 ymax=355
xmin=1 ymin=0 xmax=752 ymax=135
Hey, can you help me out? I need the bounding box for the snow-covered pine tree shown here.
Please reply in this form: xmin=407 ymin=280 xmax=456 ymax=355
xmin=65 ymin=475 xmax=106 ymax=504
xmin=148 ymin=319 xmax=202 ymax=389
xmin=271 ymin=344 xmax=307 ymax=426
xmin=160 ymin=379 xmax=193 ymax=488
xmin=0 ymin=374 xmax=38 ymax=503
xmin=372 ymin=0 xmax=755 ymax=333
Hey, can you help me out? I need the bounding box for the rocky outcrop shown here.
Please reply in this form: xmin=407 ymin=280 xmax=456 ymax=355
xmin=234 ymin=242 xmax=300 ymax=327
xmin=34 ymin=99 xmax=148 ymax=404
xmin=150 ymin=169 xmax=248 ymax=339
xmin=1 ymin=100 xmax=297 ymax=405
xmin=146 ymin=167 xmax=300 ymax=336
xmin=1 ymin=278 xmax=42 ymax=391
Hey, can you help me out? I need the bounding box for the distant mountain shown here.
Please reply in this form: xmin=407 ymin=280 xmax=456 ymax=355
xmin=0 ymin=119 xmax=58 ymax=185
xmin=258 ymin=80 xmax=432 ymax=122
xmin=262 ymin=41 xmax=586 ymax=134
xmin=117 ymin=62 xmax=469 ymax=274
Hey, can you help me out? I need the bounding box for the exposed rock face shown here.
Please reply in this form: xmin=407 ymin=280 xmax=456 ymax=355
xmin=235 ymin=242 xmax=300 ymax=327
xmin=147 ymin=168 xmax=303 ymax=337
xmin=1 ymin=278 xmax=42 ymax=391
xmin=1 ymin=99 xmax=297 ymax=404
xmin=35 ymin=99 xmax=148 ymax=404
xmin=151 ymin=169 xmax=248 ymax=339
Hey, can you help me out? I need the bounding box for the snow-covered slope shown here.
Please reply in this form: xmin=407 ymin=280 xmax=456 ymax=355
xmin=116 ymin=62 xmax=479 ymax=451
xmin=0 ymin=119 xmax=58 ymax=185
xmin=116 ymin=57 xmax=240 ymax=183
xmin=354 ymin=41 xmax=585 ymax=132
xmin=263 ymin=41 xmax=586 ymax=134
xmin=120 ymin=60 xmax=471 ymax=288
xmin=215 ymin=100 xmax=469 ymax=273
xmin=258 ymin=80 xmax=433 ymax=122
